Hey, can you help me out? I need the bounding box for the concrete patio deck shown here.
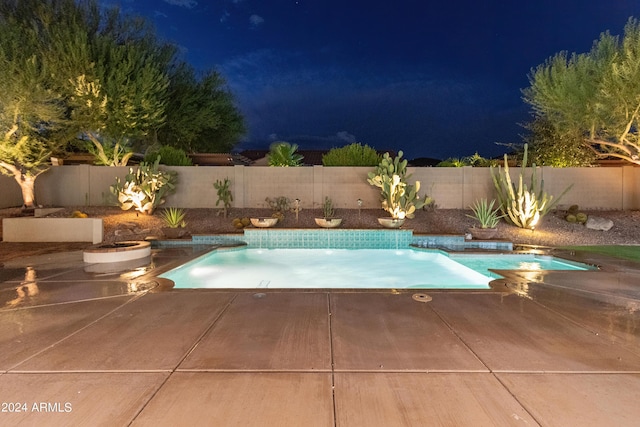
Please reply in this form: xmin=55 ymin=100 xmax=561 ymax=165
xmin=0 ymin=245 xmax=639 ymax=426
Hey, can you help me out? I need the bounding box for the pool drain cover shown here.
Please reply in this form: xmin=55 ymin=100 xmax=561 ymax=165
xmin=412 ymin=293 xmax=432 ymax=303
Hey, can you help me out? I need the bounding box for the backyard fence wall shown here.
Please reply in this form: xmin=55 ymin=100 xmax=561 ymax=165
xmin=1 ymin=164 xmax=639 ymax=210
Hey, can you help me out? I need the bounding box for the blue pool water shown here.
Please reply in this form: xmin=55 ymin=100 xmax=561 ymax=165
xmin=161 ymin=248 xmax=592 ymax=290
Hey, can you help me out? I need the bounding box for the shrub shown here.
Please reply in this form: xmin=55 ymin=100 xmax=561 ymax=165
xmin=436 ymin=157 xmax=466 ymax=167
xmin=144 ymin=145 xmax=192 ymax=166
xmin=322 ymin=143 xmax=381 ymax=166
xmin=436 ymin=152 xmax=497 ymax=167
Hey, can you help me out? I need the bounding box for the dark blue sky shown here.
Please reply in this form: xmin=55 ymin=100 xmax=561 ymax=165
xmin=107 ymin=0 xmax=640 ymax=160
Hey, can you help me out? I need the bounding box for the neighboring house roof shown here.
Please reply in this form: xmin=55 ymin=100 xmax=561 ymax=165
xmin=188 ymin=153 xmax=253 ymax=166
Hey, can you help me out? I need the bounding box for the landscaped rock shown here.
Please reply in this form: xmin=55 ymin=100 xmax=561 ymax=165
xmin=585 ymin=216 xmax=614 ymax=231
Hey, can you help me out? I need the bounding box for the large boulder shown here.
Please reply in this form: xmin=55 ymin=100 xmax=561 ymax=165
xmin=585 ymin=216 xmax=614 ymax=231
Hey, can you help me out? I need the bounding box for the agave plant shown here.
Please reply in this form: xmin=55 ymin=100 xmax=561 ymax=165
xmin=160 ymin=207 xmax=186 ymax=228
xmin=466 ymin=198 xmax=503 ymax=228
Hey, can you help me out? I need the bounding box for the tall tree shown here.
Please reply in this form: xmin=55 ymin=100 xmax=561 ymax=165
xmin=0 ymin=0 xmax=244 ymax=209
xmin=158 ymin=64 xmax=245 ymax=153
xmin=0 ymin=2 xmax=67 ymax=208
xmin=523 ymin=18 xmax=640 ymax=165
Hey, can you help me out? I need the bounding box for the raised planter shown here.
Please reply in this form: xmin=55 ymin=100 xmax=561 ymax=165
xmin=83 ymin=241 xmax=151 ymax=263
xmin=2 ymin=217 xmax=103 ymax=243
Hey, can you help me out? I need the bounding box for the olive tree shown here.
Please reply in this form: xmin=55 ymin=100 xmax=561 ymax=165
xmin=523 ymin=18 xmax=640 ymax=165
xmin=0 ymin=4 xmax=67 ymax=209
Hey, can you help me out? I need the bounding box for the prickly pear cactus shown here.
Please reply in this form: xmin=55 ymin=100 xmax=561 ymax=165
xmin=367 ymin=151 xmax=431 ymax=219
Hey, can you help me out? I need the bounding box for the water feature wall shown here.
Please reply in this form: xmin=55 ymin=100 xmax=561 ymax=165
xmin=194 ymin=229 xmax=413 ymax=249
xmin=189 ymin=229 xmax=513 ymax=251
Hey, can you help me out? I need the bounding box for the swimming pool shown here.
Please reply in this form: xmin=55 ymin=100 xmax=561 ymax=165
xmin=160 ymin=248 xmax=592 ymax=290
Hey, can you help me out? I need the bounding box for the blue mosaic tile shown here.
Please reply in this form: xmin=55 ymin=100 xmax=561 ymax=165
xmin=188 ymin=230 xmax=513 ymax=251
xmin=242 ymin=229 xmax=413 ymax=249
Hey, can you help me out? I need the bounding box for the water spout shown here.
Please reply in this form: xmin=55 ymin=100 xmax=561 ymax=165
xmin=357 ymin=198 xmax=363 ymax=225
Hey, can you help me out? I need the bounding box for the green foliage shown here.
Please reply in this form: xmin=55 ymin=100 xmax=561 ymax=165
xmin=87 ymin=137 xmax=134 ymax=166
xmin=464 ymin=152 xmax=498 ymax=167
xmin=265 ymin=196 xmax=291 ymax=220
xmin=110 ymin=157 xmax=177 ymax=214
xmin=0 ymin=6 xmax=69 ymax=207
xmin=160 ymin=207 xmax=186 ymax=228
xmin=158 ymin=65 xmax=245 ymax=153
xmin=321 ymin=143 xmax=381 ymax=166
xmin=436 ymin=158 xmax=466 ymax=167
xmin=491 ymin=144 xmax=572 ymax=229
xmin=559 ymin=245 xmax=640 ymax=262
xmin=321 ymin=196 xmax=336 ymax=218
xmin=466 ymin=199 xmax=504 ymax=229
xmin=267 ymin=142 xmax=304 ymax=166
xmin=436 ymin=153 xmax=497 ymax=167
xmin=367 ymin=151 xmax=432 ymax=219
xmin=0 ymin=0 xmax=245 ymax=172
xmin=522 ymin=118 xmax=596 ymax=167
xmin=145 ymin=145 xmax=193 ymax=166
xmin=523 ymin=18 xmax=640 ymax=165
xmin=213 ymin=178 xmax=233 ymax=218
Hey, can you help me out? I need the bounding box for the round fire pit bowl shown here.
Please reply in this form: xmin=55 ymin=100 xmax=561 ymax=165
xmin=83 ymin=241 xmax=151 ymax=263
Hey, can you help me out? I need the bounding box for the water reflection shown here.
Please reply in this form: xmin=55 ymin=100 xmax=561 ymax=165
xmin=6 ymin=267 xmax=40 ymax=307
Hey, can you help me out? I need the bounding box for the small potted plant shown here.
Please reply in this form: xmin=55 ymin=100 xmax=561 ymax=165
xmin=315 ymin=196 xmax=342 ymax=228
xmin=160 ymin=207 xmax=188 ymax=238
xmin=466 ymin=198 xmax=503 ymax=239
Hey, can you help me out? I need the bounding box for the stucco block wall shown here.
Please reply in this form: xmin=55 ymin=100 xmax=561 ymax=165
xmin=163 ymin=166 xmax=236 ymax=208
xmin=0 ymin=175 xmax=23 ymax=208
xmin=242 ymin=167 xmax=315 ymax=208
xmin=2 ymin=164 xmax=639 ymax=210
xmin=541 ymin=167 xmax=623 ymax=209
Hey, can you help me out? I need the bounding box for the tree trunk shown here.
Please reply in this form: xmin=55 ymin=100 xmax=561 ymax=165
xmin=0 ymin=161 xmax=40 ymax=209
xmin=16 ymin=174 xmax=37 ymax=210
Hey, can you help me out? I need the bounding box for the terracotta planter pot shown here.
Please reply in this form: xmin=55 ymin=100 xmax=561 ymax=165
xmin=468 ymin=227 xmax=497 ymax=240
xmin=162 ymin=227 xmax=188 ymax=239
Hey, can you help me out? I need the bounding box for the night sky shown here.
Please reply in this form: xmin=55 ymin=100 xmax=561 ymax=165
xmin=105 ymin=0 xmax=640 ymax=160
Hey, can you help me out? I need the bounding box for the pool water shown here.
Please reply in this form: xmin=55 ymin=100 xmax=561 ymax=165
xmin=161 ymin=248 xmax=592 ymax=290
xmin=451 ymin=253 xmax=591 ymax=279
